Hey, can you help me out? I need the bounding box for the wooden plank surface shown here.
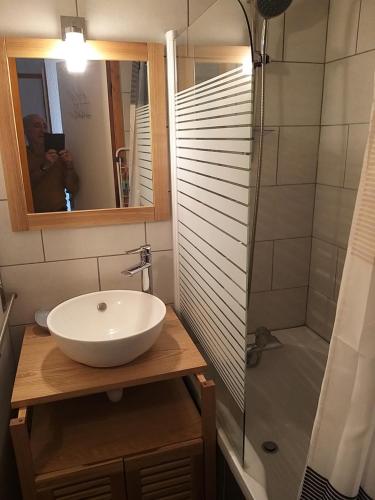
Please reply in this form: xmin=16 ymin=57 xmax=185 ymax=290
xmin=0 ymin=38 xmax=29 ymax=230
xmin=11 ymin=306 xmax=207 ymax=408
xmin=30 ymin=379 xmax=202 ymax=475
xmin=5 ymin=38 xmax=148 ymax=61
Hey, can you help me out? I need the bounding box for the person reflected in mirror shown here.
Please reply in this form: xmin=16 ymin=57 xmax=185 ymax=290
xmin=23 ymin=114 xmax=79 ymax=212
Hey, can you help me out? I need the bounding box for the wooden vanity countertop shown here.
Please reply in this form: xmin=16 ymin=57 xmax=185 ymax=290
xmin=11 ymin=305 xmax=206 ymax=408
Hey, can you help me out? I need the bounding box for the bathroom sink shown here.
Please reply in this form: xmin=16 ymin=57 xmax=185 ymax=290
xmin=47 ymin=290 xmax=166 ymax=367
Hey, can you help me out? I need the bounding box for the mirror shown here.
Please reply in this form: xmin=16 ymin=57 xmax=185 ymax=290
xmin=16 ymin=57 xmax=153 ymax=213
xmin=0 ymin=38 xmax=169 ymax=231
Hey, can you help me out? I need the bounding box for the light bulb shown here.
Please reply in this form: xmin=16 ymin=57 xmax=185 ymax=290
xmin=64 ymin=31 xmax=87 ymax=73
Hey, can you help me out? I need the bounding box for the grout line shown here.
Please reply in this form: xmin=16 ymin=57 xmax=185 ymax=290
xmin=305 ymin=1 xmax=330 ymax=327
xmin=270 ymin=240 xmax=275 ymax=290
xmin=144 ymin=222 xmax=147 ymax=244
xmin=355 ymin=0 xmax=363 ymax=54
xmin=0 ymin=249 xmax=173 ymax=269
xmin=275 ymin=126 xmax=281 ymax=184
xmin=264 ymin=122 xmax=369 ymax=127
xmin=282 ymin=13 xmax=286 ymax=62
xmin=250 ymin=285 xmax=308 ymax=295
xmin=315 ymin=182 xmax=357 ymax=192
xmin=96 ymin=258 xmax=101 ymax=291
xmin=271 ymin=59 xmax=325 ymax=65
xmin=326 ymin=46 xmax=375 ymax=65
xmin=342 ymin=125 xmax=350 ymax=188
xmin=40 ymin=231 xmax=46 ymax=261
xmin=256 ymin=235 xmax=312 ymax=244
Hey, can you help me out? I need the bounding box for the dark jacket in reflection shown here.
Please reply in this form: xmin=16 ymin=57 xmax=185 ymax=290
xmin=27 ymin=147 xmax=79 ymax=212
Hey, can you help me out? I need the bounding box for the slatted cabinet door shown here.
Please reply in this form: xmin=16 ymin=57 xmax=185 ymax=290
xmin=36 ymin=460 xmax=127 ymax=500
xmin=124 ymin=440 xmax=204 ymax=500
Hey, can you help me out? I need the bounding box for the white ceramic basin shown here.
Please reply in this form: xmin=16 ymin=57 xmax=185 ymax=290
xmin=47 ymin=290 xmax=166 ymax=367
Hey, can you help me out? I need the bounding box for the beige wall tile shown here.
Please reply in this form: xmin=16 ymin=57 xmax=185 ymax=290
xmin=251 ymin=241 xmax=273 ymax=292
xmin=357 ymin=0 xmax=375 ymax=53
xmin=325 ymin=0 xmax=361 ymax=61
xmin=277 ymin=126 xmax=320 ymax=184
xmin=98 ymin=250 xmax=173 ymax=304
xmin=284 ymin=0 xmax=329 ymax=63
xmin=42 ymin=223 xmax=145 ymax=261
xmin=306 ymin=288 xmax=337 ymax=341
xmin=152 ymin=251 xmax=174 ymax=304
xmin=0 ymin=155 xmax=6 ymax=200
xmin=264 ymin=15 xmax=285 ymax=61
xmin=344 ymin=123 xmax=369 ymax=189
xmin=256 ymin=184 xmax=315 ymax=241
xmin=145 ymin=220 xmax=172 ymax=251
xmin=98 ymin=254 xmax=142 ymax=291
xmin=0 ymin=202 xmax=44 ymax=266
xmin=309 ymin=237 xmax=337 ymax=298
xmin=317 ymin=126 xmax=348 ymax=187
xmin=189 ymin=0 xmax=216 ymax=25
xmin=265 ymin=62 xmax=324 ymax=126
xmin=322 ymin=51 xmax=375 ymax=125
xmin=273 ymin=237 xmax=311 ymax=289
xmin=248 ymin=287 xmax=307 ymax=332
xmin=1 ymin=259 xmax=99 ymax=325
xmin=313 ymin=185 xmax=357 ymax=248
xmin=251 ymin=128 xmax=279 ymax=186
xmin=0 ymin=0 xmax=187 ymax=41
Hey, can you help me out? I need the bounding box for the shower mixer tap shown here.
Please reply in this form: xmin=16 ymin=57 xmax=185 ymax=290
xmin=247 ymin=326 xmax=283 ymax=368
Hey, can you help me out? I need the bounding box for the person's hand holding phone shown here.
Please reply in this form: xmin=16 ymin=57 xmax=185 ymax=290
xmin=45 ymin=149 xmax=58 ymax=166
xmin=59 ymin=149 xmax=73 ymax=167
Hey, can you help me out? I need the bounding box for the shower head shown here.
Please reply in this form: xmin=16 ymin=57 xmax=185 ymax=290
xmin=256 ymin=0 xmax=293 ymax=19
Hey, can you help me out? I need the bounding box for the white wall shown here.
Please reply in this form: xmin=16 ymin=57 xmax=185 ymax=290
xmin=0 ymin=0 xmax=187 ymax=42
xmin=44 ymin=60 xmax=63 ymax=133
xmin=57 ymin=60 xmax=116 ymax=209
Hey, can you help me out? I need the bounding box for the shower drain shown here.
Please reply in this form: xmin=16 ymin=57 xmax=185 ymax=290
xmin=262 ymin=441 xmax=279 ymax=454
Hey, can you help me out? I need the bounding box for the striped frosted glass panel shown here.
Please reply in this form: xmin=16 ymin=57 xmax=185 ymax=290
xmin=175 ymin=67 xmax=253 ymax=411
xmin=136 ymin=104 xmax=153 ymax=206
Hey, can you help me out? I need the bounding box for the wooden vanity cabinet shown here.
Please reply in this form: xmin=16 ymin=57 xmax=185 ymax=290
xmin=125 ymin=440 xmax=204 ymax=500
xmin=35 ymin=460 xmax=126 ymax=500
xmin=11 ymin=378 xmax=212 ymax=500
xmin=10 ymin=307 xmax=215 ymax=500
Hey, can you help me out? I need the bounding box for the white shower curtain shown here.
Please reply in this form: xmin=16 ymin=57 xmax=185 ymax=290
xmin=300 ymin=81 xmax=375 ymax=500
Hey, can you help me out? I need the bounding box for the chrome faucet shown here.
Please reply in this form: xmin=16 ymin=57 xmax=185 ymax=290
xmin=122 ymin=244 xmax=153 ymax=294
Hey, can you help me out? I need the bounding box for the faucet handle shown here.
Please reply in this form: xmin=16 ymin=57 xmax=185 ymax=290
xmin=125 ymin=244 xmax=151 ymax=255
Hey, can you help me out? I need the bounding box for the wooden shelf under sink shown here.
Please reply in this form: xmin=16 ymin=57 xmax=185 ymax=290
xmin=10 ymin=307 xmax=216 ymax=500
xmin=30 ymin=379 xmax=202 ymax=476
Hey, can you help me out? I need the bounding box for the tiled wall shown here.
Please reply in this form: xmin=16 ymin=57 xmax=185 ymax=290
xmin=0 ymin=2 xmax=182 ymax=496
xmin=0 ymin=0 xmax=182 ymax=332
xmin=0 ymin=162 xmax=174 ymax=328
xmin=248 ymin=0 xmax=329 ymax=332
xmin=306 ymin=0 xmax=375 ymax=340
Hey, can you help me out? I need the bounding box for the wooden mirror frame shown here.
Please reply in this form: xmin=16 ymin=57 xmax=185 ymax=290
xmin=0 ymin=37 xmax=170 ymax=231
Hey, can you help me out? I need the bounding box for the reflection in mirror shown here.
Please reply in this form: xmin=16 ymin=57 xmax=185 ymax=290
xmin=16 ymin=58 xmax=152 ymax=213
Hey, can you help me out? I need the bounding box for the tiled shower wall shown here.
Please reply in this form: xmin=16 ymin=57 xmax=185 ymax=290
xmin=248 ymin=0 xmax=329 ymax=332
xmin=306 ymin=0 xmax=375 ymax=340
